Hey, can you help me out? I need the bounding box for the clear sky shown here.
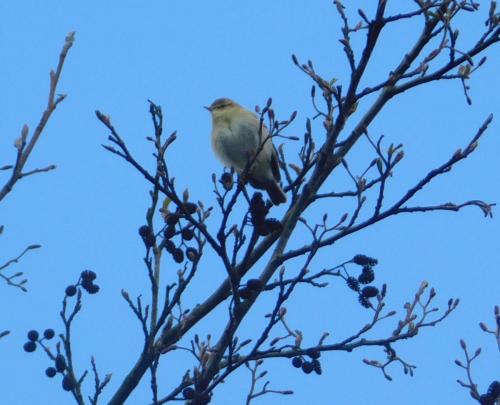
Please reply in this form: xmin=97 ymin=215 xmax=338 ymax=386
xmin=0 ymin=1 xmax=498 ymax=404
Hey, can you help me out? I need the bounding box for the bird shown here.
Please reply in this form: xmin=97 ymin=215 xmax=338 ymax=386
xmin=206 ymin=98 xmax=286 ymax=205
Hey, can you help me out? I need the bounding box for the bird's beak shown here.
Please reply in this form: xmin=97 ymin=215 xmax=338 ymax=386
xmin=204 ymin=106 xmax=212 ymax=112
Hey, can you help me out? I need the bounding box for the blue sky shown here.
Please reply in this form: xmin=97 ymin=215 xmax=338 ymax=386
xmin=0 ymin=1 xmax=498 ymax=404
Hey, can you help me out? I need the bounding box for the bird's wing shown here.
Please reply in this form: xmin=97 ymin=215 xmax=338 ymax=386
xmin=241 ymin=114 xmax=282 ymax=182
xmin=270 ymin=146 xmax=281 ymax=182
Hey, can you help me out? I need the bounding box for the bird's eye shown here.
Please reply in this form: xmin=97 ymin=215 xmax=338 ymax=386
xmin=212 ymin=101 xmax=231 ymax=110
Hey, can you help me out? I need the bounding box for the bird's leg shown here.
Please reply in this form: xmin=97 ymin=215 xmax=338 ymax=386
xmin=237 ymin=171 xmax=249 ymax=187
xmin=236 ymin=174 xmax=252 ymax=204
xmin=241 ymin=183 xmax=251 ymax=204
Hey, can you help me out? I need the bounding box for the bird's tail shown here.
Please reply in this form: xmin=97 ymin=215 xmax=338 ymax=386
xmin=266 ymin=181 xmax=286 ymax=205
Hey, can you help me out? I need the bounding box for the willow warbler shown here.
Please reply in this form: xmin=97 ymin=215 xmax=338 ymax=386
xmin=206 ymin=98 xmax=286 ymax=205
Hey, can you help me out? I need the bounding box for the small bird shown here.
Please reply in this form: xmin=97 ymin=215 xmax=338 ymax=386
xmin=206 ymin=98 xmax=286 ymax=205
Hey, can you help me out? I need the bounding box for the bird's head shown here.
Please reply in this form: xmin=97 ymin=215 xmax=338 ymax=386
xmin=204 ymin=98 xmax=242 ymax=120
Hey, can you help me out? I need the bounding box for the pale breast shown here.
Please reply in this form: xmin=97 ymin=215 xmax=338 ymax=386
xmin=211 ymin=116 xmax=274 ymax=177
xmin=212 ymin=126 xmax=247 ymax=172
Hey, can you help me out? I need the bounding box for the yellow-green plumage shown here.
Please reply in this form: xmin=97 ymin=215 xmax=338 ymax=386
xmin=207 ymin=98 xmax=286 ymax=205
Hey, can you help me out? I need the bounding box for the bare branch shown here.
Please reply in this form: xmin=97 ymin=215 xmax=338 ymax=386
xmin=0 ymin=32 xmax=74 ymax=202
xmin=0 ymin=244 xmax=40 ymax=291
